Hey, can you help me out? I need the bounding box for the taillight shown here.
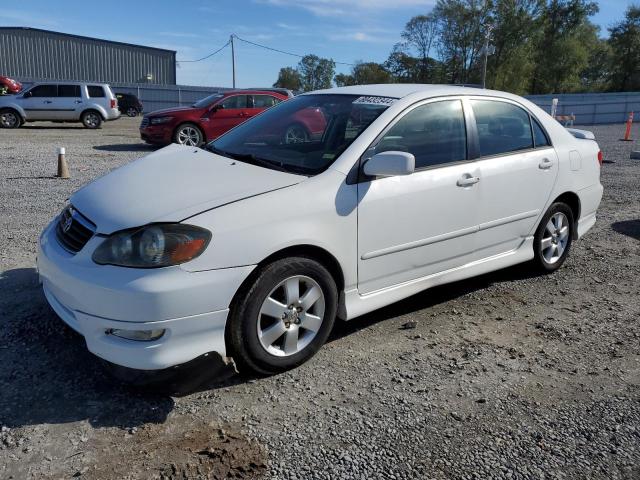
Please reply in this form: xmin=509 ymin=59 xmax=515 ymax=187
xmin=597 ymin=150 xmax=603 ymax=166
xmin=110 ymin=99 xmax=117 ymax=109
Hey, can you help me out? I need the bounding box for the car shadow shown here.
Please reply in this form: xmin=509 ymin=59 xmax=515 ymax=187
xmin=20 ymin=125 xmax=85 ymax=130
xmin=611 ymin=219 xmax=640 ymax=240
xmin=0 ymin=268 xmax=174 ymax=429
xmin=93 ymin=144 xmax=160 ymax=153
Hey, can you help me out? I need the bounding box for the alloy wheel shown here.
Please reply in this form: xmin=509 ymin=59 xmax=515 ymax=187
xmin=0 ymin=111 xmax=18 ymax=128
xmin=177 ymin=126 xmax=202 ymax=146
xmin=257 ymin=275 xmax=325 ymax=357
xmin=541 ymin=212 xmax=570 ymax=264
xmin=284 ymin=125 xmax=308 ymax=144
xmin=84 ymin=112 xmax=100 ymax=128
xmin=126 ymin=107 xmax=138 ymax=117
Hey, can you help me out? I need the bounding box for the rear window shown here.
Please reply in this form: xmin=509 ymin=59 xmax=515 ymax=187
xmin=471 ymin=100 xmax=534 ymax=157
xmin=58 ymin=85 xmax=81 ymax=97
xmin=252 ymin=95 xmax=280 ymax=108
xmin=87 ymin=86 xmax=105 ymax=98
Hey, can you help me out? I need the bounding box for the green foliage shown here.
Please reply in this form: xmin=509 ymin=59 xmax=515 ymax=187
xmin=608 ymin=5 xmax=640 ymax=91
xmin=273 ymin=67 xmax=302 ymax=91
xmin=334 ymin=62 xmax=393 ymax=86
xmin=297 ymin=55 xmax=336 ymax=92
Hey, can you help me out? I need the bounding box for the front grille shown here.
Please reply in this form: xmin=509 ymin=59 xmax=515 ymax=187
xmin=55 ymin=206 xmax=96 ymax=254
xmin=140 ymin=117 xmax=149 ymax=129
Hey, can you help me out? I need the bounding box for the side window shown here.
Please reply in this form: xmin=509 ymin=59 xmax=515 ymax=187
xmin=220 ymin=95 xmax=248 ymax=109
xmin=471 ymin=100 xmax=533 ymax=156
xmin=532 ymin=117 xmax=551 ymax=148
xmin=374 ymin=100 xmax=467 ymax=169
xmin=87 ymin=86 xmax=105 ymax=98
xmin=252 ymin=95 xmax=279 ymax=108
xmin=29 ymin=85 xmax=57 ymax=97
xmin=58 ymin=85 xmax=81 ymax=97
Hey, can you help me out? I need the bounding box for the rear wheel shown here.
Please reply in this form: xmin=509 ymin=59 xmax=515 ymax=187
xmin=81 ymin=110 xmax=102 ymax=129
xmin=533 ymin=202 xmax=574 ymax=272
xmin=227 ymin=257 xmax=338 ymax=375
xmin=174 ymin=123 xmax=203 ymax=147
xmin=0 ymin=109 xmax=21 ymax=128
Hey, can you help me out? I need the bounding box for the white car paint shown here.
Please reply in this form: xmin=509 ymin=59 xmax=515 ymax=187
xmin=37 ymin=84 xmax=603 ymax=371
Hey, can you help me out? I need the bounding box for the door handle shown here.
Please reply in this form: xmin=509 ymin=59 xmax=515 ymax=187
xmin=43 ymin=100 xmax=53 ymax=104
xmin=74 ymin=100 xmax=83 ymax=104
xmin=539 ymin=158 xmax=553 ymax=170
xmin=457 ymin=175 xmax=480 ymax=187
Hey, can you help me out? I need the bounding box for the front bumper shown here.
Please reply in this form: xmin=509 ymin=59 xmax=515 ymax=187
xmin=37 ymin=220 xmax=255 ymax=370
xmin=140 ymin=125 xmax=173 ymax=144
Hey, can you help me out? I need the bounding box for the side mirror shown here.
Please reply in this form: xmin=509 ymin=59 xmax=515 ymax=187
xmin=23 ymin=91 xmax=32 ymax=98
xmin=363 ymin=151 xmax=415 ymax=177
xmin=210 ymin=103 xmax=224 ymax=112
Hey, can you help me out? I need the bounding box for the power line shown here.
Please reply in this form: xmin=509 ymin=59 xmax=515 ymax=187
xmin=177 ymin=40 xmax=230 ymax=63
xmin=232 ymin=34 xmax=356 ymax=66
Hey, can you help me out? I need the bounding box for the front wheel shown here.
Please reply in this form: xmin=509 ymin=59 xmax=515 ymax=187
xmin=0 ymin=109 xmax=21 ymax=128
xmin=174 ymin=123 xmax=203 ymax=147
xmin=533 ymin=202 xmax=574 ymax=272
xmin=284 ymin=123 xmax=309 ymax=144
xmin=81 ymin=110 xmax=103 ymax=129
xmin=126 ymin=107 xmax=138 ymax=117
xmin=227 ymin=257 xmax=338 ymax=375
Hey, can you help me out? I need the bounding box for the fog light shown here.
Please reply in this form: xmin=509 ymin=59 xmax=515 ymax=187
xmin=106 ymin=328 xmax=165 ymax=341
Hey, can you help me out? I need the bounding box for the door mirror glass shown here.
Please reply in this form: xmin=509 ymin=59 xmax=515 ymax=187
xmin=364 ymin=151 xmax=415 ymax=177
xmin=23 ymin=91 xmax=32 ymax=98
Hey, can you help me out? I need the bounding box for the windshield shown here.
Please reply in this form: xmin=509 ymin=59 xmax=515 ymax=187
xmin=192 ymin=93 xmax=224 ymax=108
xmin=206 ymin=94 xmax=394 ymax=175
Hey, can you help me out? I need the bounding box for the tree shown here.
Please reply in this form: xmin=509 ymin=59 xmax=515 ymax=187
xmin=432 ymin=0 xmax=492 ymax=84
xmin=608 ymin=5 xmax=640 ymax=91
xmin=530 ymin=0 xmax=599 ymax=93
xmin=401 ymin=14 xmax=438 ymax=81
xmin=334 ymin=62 xmax=393 ymax=86
xmin=384 ymin=44 xmax=422 ymax=82
xmin=273 ymin=67 xmax=302 ymax=91
xmin=297 ymin=55 xmax=336 ymax=91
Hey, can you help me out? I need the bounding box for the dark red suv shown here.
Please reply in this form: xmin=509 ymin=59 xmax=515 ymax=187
xmin=140 ymin=90 xmax=290 ymax=147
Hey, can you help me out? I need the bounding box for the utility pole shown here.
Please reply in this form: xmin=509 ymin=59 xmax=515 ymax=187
xmin=230 ymin=34 xmax=236 ymax=89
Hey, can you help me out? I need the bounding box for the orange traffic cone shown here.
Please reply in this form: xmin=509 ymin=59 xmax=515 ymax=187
xmin=621 ymin=112 xmax=634 ymax=141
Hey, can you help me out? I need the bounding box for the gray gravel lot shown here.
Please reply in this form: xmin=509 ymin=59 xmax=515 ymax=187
xmin=0 ymin=117 xmax=639 ymax=479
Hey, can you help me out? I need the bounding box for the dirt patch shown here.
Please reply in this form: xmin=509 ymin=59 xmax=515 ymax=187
xmin=49 ymin=419 xmax=267 ymax=480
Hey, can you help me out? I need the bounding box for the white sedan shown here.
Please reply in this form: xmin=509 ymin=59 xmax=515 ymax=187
xmin=37 ymin=84 xmax=603 ymax=376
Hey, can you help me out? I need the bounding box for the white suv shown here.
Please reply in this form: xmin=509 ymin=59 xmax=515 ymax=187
xmin=0 ymin=82 xmax=120 ymax=129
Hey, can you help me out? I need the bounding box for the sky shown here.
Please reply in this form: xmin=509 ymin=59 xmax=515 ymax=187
xmin=0 ymin=0 xmax=634 ymax=88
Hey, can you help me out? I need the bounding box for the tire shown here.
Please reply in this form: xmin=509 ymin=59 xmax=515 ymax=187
xmin=228 ymin=257 xmax=338 ymax=375
xmin=0 ymin=109 xmax=21 ymax=128
xmin=533 ymin=202 xmax=574 ymax=272
xmin=173 ymin=123 xmax=203 ymax=147
xmin=126 ymin=107 xmax=138 ymax=117
xmin=284 ymin=123 xmax=309 ymax=144
xmin=81 ymin=110 xmax=103 ymax=129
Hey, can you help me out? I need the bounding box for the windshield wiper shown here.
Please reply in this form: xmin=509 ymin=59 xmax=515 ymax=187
xmin=205 ymin=145 xmax=290 ymax=173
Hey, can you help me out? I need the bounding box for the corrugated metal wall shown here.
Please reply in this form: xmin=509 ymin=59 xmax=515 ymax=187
xmin=526 ymin=92 xmax=640 ymax=124
xmin=0 ymin=27 xmax=176 ymax=85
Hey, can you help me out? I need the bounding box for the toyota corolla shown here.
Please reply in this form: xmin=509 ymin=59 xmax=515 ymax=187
xmin=37 ymin=85 xmax=603 ymax=377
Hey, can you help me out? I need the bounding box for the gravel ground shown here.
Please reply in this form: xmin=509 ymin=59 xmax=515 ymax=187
xmin=0 ymin=117 xmax=639 ymax=479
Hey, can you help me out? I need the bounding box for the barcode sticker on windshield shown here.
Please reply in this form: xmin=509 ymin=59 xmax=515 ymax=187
xmin=353 ymin=96 xmax=397 ymax=106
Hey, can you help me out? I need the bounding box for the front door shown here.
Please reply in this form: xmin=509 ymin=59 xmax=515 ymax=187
xmin=205 ymin=94 xmax=250 ymax=139
xmin=357 ymin=99 xmax=480 ymax=294
xmin=468 ymin=99 xmax=560 ymax=259
xmin=21 ymin=84 xmax=58 ymax=120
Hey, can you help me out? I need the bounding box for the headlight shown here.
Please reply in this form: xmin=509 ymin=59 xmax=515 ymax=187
xmin=92 ymin=224 xmax=211 ymax=268
xmin=150 ymin=116 xmax=173 ymax=125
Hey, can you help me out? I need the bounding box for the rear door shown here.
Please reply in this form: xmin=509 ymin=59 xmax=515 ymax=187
xmin=56 ymin=84 xmax=82 ymax=120
xmin=469 ymin=98 xmax=559 ymax=260
xmin=206 ymin=94 xmax=250 ymax=139
xmin=21 ymin=84 xmax=58 ymax=120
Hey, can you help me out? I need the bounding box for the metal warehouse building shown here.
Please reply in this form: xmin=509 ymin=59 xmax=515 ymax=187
xmin=0 ymin=27 xmax=176 ymax=85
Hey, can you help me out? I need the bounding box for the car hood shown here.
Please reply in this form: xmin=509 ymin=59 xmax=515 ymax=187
xmin=146 ymin=106 xmax=203 ymax=117
xmin=71 ymin=144 xmax=305 ymax=234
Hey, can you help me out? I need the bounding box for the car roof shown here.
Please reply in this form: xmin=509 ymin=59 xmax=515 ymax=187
xmin=307 ymin=84 xmax=518 ymax=101
xmin=31 ymin=81 xmax=110 ymax=86
xmin=223 ymin=90 xmax=287 ymax=97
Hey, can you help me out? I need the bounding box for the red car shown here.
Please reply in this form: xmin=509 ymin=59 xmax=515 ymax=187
xmin=0 ymin=76 xmax=22 ymax=94
xmin=140 ymin=90 xmax=291 ymax=147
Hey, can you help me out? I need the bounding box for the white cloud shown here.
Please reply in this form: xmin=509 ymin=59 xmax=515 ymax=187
xmin=258 ymin=0 xmax=432 ymax=17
